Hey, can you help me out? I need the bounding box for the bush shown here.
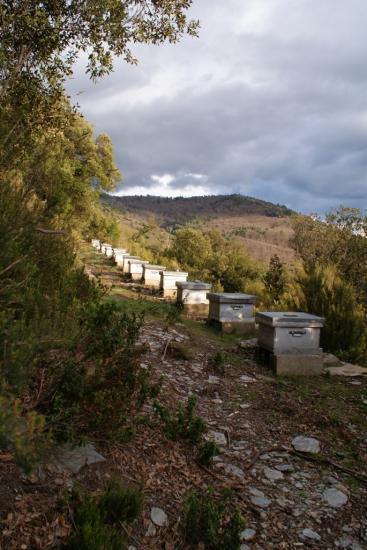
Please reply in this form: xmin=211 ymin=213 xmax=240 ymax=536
xmin=154 ymin=395 xmax=206 ymax=445
xmin=197 ymin=441 xmax=220 ymax=466
xmin=183 ymin=489 xmax=245 ymax=550
xmin=296 ymin=264 xmax=367 ymax=364
xmin=66 ymin=481 xmax=143 ymax=550
xmin=99 ymin=478 xmax=144 ymax=524
xmin=42 ymin=303 xmax=157 ymax=442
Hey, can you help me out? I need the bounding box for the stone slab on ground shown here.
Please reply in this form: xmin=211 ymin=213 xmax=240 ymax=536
xmin=292 ymin=436 xmax=320 ymax=454
xmin=50 ymin=443 xmax=106 ymax=474
xmin=326 ymin=363 xmax=367 ymax=377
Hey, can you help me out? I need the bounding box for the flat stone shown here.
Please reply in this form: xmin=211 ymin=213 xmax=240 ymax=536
xmin=151 ymin=507 xmax=168 ymax=527
xmin=208 ymin=375 xmax=220 ymax=384
xmin=249 ymin=488 xmax=271 ymax=509
xmin=239 ymin=403 xmax=251 ymax=409
xmin=239 ymin=375 xmax=256 ymax=383
xmin=275 ymin=463 xmax=294 ymax=472
xmin=301 ymin=528 xmax=321 ymax=542
xmin=323 ymin=353 xmax=341 ymax=367
xmin=292 ymin=436 xmax=320 ymax=454
xmin=51 ymin=443 xmax=106 ymax=474
xmin=207 ymin=430 xmax=227 ymax=447
xmin=264 ymin=467 xmax=284 ymax=481
xmin=337 ymin=535 xmax=363 ymax=549
xmin=239 ymin=338 xmax=258 ymax=348
xmin=219 ymin=463 xmax=245 ymax=479
xmin=240 ymin=528 xmax=256 ymax=541
xmin=323 ymin=488 xmax=348 ymax=508
xmin=326 ymin=363 xmax=367 ymax=377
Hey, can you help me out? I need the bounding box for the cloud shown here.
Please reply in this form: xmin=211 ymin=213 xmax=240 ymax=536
xmin=66 ymin=0 xmax=367 ymax=213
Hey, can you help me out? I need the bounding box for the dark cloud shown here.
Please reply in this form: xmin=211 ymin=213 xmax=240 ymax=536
xmin=66 ymin=0 xmax=367 ymax=213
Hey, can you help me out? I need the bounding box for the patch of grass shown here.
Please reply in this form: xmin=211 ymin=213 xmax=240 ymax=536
xmin=183 ymin=489 xmax=245 ymax=550
xmin=197 ymin=441 xmax=220 ymax=466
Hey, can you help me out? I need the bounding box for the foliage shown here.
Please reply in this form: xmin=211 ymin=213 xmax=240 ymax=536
xmin=0 ymin=395 xmax=46 ymax=472
xmin=294 ymin=264 xmax=367 ymax=364
xmin=66 ymin=480 xmax=143 ymax=550
xmin=208 ymin=351 xmax=226 ymax=376
xmin=154 ymin=395 xmax=206 ymax=445
xmin=264 ymin=254 xmax=287 ymax=304
xmin=43 ymin=303 xmax=157 ymax=442
xmin=98 ymin=478 xmax=144 ymax=525
xmin=292 ymin=207 xmax=367 ymax=303
xmin=170 ymin=227 xmax=263 ymax=292
xmin=183 ymin=489 xmax=245 ymax=550
xmin=197 ymin=441 xmax=220 ymax=467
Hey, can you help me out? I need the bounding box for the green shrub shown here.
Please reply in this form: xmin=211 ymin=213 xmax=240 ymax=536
xmin=183 ymin=489 xmax=245 ymax=550
xmin=297 ymin=264 xmax=367 ymax=364
xmin=154 ymin=395 xmax=206 ymax=445
xmin=99 ymin=478 xmax=144 ymax=524
xmin=208 ymin=352 xmax=226 ymax=376
xmin=197 ymin=441 xmax=220 ymax=466
xmin=66 ymin=480 xmax=143 ymax=550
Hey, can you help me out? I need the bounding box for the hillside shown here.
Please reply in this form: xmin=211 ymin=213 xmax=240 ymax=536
xmin=104 ymin=194 xmax=297 ymax=265
xmin=105 ymin=194 xmax=294 ymax=224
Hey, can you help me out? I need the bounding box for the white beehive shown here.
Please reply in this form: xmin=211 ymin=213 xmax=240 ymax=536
xmin=176 ymin=281 xmax=212 ymax=317
xmin=100 ymin=242 xmax=111 ymax=254
xmin=121 ymin=255 xmax=141 ymax=274
xmin=142 ymin=265 xmax=167 ymax=288
xmin=91 ymin=239 xmax=100 ymax=249
xmin=105 ymin=245 xmax=114 ymax=258
xmin=113 ymin=248 xmax=129 ymax=266
xmin=207 ymin=293 xmax=257 ymax=323
xmin=128 ymin=259 xmax=149 ymax=281
xmin=160 ymin=270 xmax=188 ymax=299
xmin=256 ymin=312 xmax=325 ymax=355
xmin=176 ymin=281 xmax=212 ymax=305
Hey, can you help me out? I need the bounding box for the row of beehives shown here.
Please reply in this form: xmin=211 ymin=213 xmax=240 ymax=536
xmin=92 ymin=239 xmax=325 ymax=375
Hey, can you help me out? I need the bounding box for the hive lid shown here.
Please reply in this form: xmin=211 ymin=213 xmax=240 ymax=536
xmin=176 ymin=280 xmax=212 ymax=290
xmin=161 ymin=271 xmax=188 ymax=276
xmin=114 ymin=248 xmax=128 ymax=254
xmin=144 ymin=265 xmax=167 ymax=270
xmin=123 ymin=255 xmax=140 ymax=260
xmin=207 ymin=293 xmax=257 ymax=304
xmin=128 ymin=259 xmax=149 ymax=264
xmin=255 ymin=311 xmax=325 ymax=328
xmin=102 ymin=242 xmax=112 ymax=247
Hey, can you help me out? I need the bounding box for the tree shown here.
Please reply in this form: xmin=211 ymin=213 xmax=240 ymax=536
xmin=292 ymin=207 xmax=367 ymax=303
xmin=264 ymin=255 xmax=286 ymax=304
xmin=0 ymin=1 xmax=199 ymax=170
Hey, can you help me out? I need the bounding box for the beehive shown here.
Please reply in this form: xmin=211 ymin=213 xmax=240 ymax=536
xmin=160 ymin=271 xmax=188 ymax=299
xmin=255 ymin=312 xmax=325 ymax=375
xmin=176 ymin=281 xmax=212 ymax=317
xmin=128 ymin=259 xmax=149 ymax=281
xmin=207 ymin=293 xmax=257 ymax=335
xmin=143 ymin=265 xmax=167 ymax=288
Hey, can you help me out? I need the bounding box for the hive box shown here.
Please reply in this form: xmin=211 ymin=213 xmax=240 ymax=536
xmin=121 ymin=255 xmax=141 ymax=274
xmin=113 ymin=248 xmax=129 ymax=266
xmin=100 ymin=242 xmax=110 ymax=254
xmin=104 ymin=245 xmax=114 ymax=258
xmin=255 ymin=312 xmax=325 ymax=376
xmin=160 ymin=271 xmax=188 ymax=299
xmin=176 ymin=281 xmax=212 ymax=317
xmin=143 ymin=265 xmax=166 ymax=288
xmin=91 ymin=239 xmax=100 ymax=249
xmin=207 ymin=293 xmax=257 ymax=335
xmin=128 ymin=259 xmax=149 ymax=281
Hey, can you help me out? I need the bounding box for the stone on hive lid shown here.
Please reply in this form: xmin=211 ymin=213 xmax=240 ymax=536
xmin=176 ymin=280 xmax=212 ymax=290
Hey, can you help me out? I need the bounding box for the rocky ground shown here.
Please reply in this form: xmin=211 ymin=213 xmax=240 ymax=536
xmin=0 ymin=246 xmax=366 ymax=549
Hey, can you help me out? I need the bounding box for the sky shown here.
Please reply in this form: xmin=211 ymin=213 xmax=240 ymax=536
xmin=67 ymin=0 xmax=367 ymax=213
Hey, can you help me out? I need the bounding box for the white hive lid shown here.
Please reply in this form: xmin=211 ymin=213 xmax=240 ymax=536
xmin=128 ymin=259 xmax=149 ymax=264
xmin=144 ymin=265 xmax=167 ymax=270
xmin=207 ymin=293 xmax=257 ymax=304
xmin=255 ymin=311 xmax=325 ymax=328
xmin=161 ymin=271 xmax=188 ymax=276
xmin=176 ymin=280 xmax=212 ymax=290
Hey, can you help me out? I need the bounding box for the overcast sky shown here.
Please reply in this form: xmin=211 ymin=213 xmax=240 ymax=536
xmin=67 ymin=0 xmax=367 ymax=213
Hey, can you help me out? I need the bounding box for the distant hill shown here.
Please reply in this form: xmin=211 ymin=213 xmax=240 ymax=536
xmin=104 ymin=194 xmax=297 ymax=265
xmin=104 ymin=194 xmax=294 ymax=225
